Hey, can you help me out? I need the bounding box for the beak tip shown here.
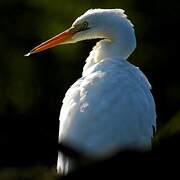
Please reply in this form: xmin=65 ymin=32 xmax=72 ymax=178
xmin=24 ymin=52 xmax=31 ymax=57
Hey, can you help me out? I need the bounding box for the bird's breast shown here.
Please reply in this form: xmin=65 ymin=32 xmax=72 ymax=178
xmin=59 ymin=58 xmax=156 ymax=157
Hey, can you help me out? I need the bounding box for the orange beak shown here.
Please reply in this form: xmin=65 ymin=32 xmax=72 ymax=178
xmin=25 ymin=27 xmax=75 ymax=56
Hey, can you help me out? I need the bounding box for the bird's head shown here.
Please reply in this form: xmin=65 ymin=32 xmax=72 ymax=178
xmin=25 ymin=9 xmax=136 ymax=58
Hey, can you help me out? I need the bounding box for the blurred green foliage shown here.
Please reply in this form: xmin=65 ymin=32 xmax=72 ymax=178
xmin=0 ymin=0 xmax=143 ymax=113
xmin=153 ymin=111 xmax=180 ymax=144
xmin=0 ymin=166 xmax=58 ymax=180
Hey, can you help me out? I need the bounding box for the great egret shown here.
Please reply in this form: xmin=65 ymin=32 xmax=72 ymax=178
xmin=25 ymin=9 xmax=156 ymax=175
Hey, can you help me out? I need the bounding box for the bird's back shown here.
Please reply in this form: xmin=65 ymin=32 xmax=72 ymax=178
xmin=57 ymin=58 xmax=156 ymax=174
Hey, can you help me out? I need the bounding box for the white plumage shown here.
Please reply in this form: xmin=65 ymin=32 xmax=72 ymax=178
xmin=59 ymin=58 xmax=156 ymax=151
xmin=25 ymin=8 xmax=156 ymax=175
xmin=57 ymin=9 xmax=156 ymax=174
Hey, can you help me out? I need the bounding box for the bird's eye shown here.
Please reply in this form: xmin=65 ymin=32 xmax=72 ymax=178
xmin=74 ymin=21 xmax=89 ymax=32
xmin=81 ymin=21 xmax=89 ymax=30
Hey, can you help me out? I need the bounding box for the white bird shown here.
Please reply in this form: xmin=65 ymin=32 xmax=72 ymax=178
xmin=25 ymin=9 xmax=156 ymax=175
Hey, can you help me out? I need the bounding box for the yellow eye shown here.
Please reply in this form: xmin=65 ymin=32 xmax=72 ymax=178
xmin=81 ymin=21 xmax=89 ymax=30
xmin=74 ymin=21 xmax=89 ymax=32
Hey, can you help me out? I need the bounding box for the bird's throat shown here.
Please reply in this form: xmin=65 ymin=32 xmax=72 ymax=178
xmin=82 ymin=39 xmax=125 ymax=75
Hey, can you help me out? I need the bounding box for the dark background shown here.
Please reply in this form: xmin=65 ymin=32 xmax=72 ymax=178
xmin=0 ymin=0 xmax=180 ymax=178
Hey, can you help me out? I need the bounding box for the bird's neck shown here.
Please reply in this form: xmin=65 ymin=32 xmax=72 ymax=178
xmin=82 ymin=39 xmax=127 ymax=75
